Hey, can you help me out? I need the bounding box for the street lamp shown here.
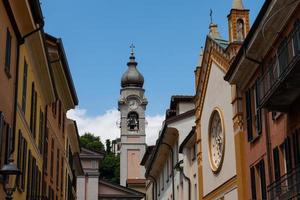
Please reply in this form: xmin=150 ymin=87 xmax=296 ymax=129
xmin=0 ymin=157 xmax=21 ymax=200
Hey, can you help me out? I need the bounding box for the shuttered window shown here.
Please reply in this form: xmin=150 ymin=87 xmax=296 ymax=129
xmin=250 ymin=166 xmax=257 ymax=200
xmin=246 ymin=90 xmax=253 ymax=141
xmin=38 ymin=110 xmax=44 ymax=154
xmin=255 ymin=81 xmax=262 ymax=135
xmin=22 ymin=62 xmax=28 ymax=113
xmin=26 ymin=150 xmax=32 ymax=200
xmin=5 ymin=29 xmax=12 ymax=72
xmin=273 ymin=147 xmax=281 ymax=181
xmin=0 ymin=112 xmax=4 ymax=166
xmin=30 ymin=82 xmax=37 ymax=138
xmin=259 ymin=160 xmax=267 ymax=200
xmin=293 ymin=130 xmax=300 ymax=166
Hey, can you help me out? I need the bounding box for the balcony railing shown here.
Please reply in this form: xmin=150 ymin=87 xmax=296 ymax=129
xmin=259 ymin=22 xmax=300 ymax=111
xmin=268 ymin=166 xmax=300 ymax=200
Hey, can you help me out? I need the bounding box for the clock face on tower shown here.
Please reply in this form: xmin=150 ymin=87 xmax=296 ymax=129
xmin=128 ymin=99 xmax=138 ymax=110
xmin=208 ymin=109 xmax=225 ymax=173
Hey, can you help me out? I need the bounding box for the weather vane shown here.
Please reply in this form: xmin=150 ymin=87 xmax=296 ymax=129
xmin=210 ymin=9 xmax=213 ymax=24
xmin=130 ymin=43 xmax=135 ymax=56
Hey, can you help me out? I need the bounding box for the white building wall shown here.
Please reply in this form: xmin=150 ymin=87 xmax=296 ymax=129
xmin=76 ymin=177 xmax=86 ymax=200
xmin=87 ymin=177 xmax=99 ymax=200
xmin=201 ymin=62 xmax=237 ymax=198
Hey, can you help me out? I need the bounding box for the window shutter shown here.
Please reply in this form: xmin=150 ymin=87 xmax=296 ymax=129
xmin=22 ymin=62 xmax=28 ymax=113
xmin=255 ymin=80 xmax=262 ymax=135
xmin=273 ymin=147 xmax=281 ymax=180
xmin=250 ymin=167 xmax=256 ymax=199
xmin=246 ymin=90 xmax=253 ymax=141
xmin=30 ymin=83 xmax=35 ymax=135
xmin=22 ymin=139 xmax=27 ymax=190
xmin=17 ymin=131 xmax=22 ymax=188
xmin=293 ymin=20 xmax=300 ymax=54
xmin=284 ymin=138 xmax=292 ymax=172
xmin=0 ymin=112 xmax=4 ymax=165
xmin=5 ymin=29 xmax=11 ymax=71
xmin=259 ymin=160 xmax=267 ymax=200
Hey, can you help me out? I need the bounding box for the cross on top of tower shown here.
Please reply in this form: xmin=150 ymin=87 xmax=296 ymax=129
xmin=130 ymin=43 xmax=135 ymax=56
xmin=210 ymin=9 xmax=213 ymax=24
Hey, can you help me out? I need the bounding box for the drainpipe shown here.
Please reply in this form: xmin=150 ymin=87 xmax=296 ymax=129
xmin=161 ymin=142 xmax=175 ymax=200
xmin=175 ymin=160 xmax=191 ymax=200
xmin=148 ymin=175 xmax=157 ymax=200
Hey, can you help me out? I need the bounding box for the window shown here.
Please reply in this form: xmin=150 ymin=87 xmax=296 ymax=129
xmin=58 ymin=100 xmax=62 ymax=128
xmin=258 ymin=160 xmax=267 ymax=200
xmin=22 ymin=62 xmax=28 ymax=113
xmin=236 ymin=19 xmax=245 ymax=41
xmin=30 ymin=82 xmax=37 ymax=138
xmin=52 ymin=101 xmax=57 ymax=118
xmin=245 ymin=81 xmax=262 ymax=142
xmin=38 ymin=110 xmax=44 ymax=154
xmin=44 ymin=127 xmax=49 ymax=174
xmin=50 ymin=139 xmax=54 ymax=178
xmin=17 ymin=131 xmax=27 ymax=191
xmin=293 ymin=131 xmax=300 ymax=167
xmin=56 ymin=149 xmax=60 ymax=187
xmin=62 ymin=113 xmax=65 ymax=136
xmin=127 ymin=112 xmax=139 ymax=131
xmin=293 ymin=20 xmax=300 ymax=53
xmin=26 ymin=151 xmax=32 ymax=200
xmin=166 ymin=156 xmax=169 ymax=182
xmin=273 ymin=147 xmax=281 ymax=181
xmin=283 ymin=138 xmax=292 ymax=173
xmin=5 ymin=29 xmax=12 ymax=74
xmin=0 ymin=112 xmax=4 ymax=166
xmin=250 ymin=166 xmax=256 ymax=199
xmin=61 ymin=157 xmax=64 ymax=191
xmin=192 ymin=144 xmax=196 ymax=161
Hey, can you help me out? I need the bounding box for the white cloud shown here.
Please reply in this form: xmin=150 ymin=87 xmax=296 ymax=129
xmin=67 ymin=108 xmax=164 ymax=145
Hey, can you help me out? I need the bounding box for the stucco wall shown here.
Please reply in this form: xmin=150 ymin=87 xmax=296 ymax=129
xmin=201 ymin=62 xmax=237 ymax=197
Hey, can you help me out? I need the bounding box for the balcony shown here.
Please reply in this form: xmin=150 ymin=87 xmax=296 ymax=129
xmin=259 ymin=23 xmax=300 ymax=112
xmin=268 ymin=166 xmax=300 ymax=200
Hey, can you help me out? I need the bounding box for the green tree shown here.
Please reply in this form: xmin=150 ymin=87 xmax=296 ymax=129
xmin=105 ymin=139 xmax=112 ymax=154
xmin=100 ymin=153 xmax=120 ymax=184
xmin=80 ymin=132 xmax=104 ymax=152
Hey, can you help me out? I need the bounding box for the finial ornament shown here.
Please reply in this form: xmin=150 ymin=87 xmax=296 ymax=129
xmin=130 ymin=43 xmax=135 ymax=56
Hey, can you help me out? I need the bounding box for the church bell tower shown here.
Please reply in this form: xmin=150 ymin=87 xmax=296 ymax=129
xmin=227 ymin=0 xmax=250 ymax=60
xmin=118 ymin=46 xmax=147 ymax=189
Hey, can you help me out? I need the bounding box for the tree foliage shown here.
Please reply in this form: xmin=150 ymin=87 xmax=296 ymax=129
xmin=79 ymin=133 xmax=120 ymax=184
xmin=80 ymin=132 xmax=105 ymax=152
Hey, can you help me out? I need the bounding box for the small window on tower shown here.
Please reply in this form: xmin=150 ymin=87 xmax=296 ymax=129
xmin=237 ymin=19 xmax=245 ymax=41
xmin=127 ymin=112 xmax=139 ymax=131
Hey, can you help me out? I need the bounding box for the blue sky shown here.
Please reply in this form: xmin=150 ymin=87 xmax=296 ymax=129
xmin=42 ymin=0 xmax=263 ymax=117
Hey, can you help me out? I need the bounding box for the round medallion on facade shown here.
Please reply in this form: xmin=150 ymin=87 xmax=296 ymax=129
xmin=208 ymin=108 xmax=225 ymax=173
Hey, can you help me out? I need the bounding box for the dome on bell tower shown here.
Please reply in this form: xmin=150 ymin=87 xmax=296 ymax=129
xmin=121 ymin=46 xmax=144 ymax=88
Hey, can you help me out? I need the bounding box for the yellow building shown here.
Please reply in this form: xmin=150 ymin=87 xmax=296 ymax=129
xmin=11 ymin=0 xmax=56 ymax=199
xmin=44 ymin=33 xmax=82 ymax=199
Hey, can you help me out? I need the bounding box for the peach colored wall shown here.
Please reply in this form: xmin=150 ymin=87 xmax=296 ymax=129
xmin=127 ymin=149 xmax=140 ymax=179
xmin=127 ymin=136 xmax=140 ymax=143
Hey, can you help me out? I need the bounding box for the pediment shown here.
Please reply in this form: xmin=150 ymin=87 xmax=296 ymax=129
xmin=99 ymin=179 xmax=144 ymax=199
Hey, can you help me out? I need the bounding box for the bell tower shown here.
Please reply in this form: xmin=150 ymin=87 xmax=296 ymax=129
xmin=118 ymin=46 xmax=147 ymax=189
xmin=227 ymin=0 xmax=250 ymax=60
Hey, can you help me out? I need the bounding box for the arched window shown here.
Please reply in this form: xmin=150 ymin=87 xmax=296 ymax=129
xmin=127 ymin=112 xmax=139 ymax=131
xmin=237 ymin=19 xmax=245 ymax=41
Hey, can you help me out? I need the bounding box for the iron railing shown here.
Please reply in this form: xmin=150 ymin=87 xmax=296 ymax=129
xmin=259 ymin=22 xmax=300 ymax=107
xmin=268 ymin=166 xmax=300 ymax=199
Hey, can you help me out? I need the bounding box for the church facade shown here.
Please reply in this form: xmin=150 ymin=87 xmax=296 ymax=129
xmin=118 ymin=48 xmax=147 ymax=192
xmin=195 ymin=0 xmax=249 ymax=199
